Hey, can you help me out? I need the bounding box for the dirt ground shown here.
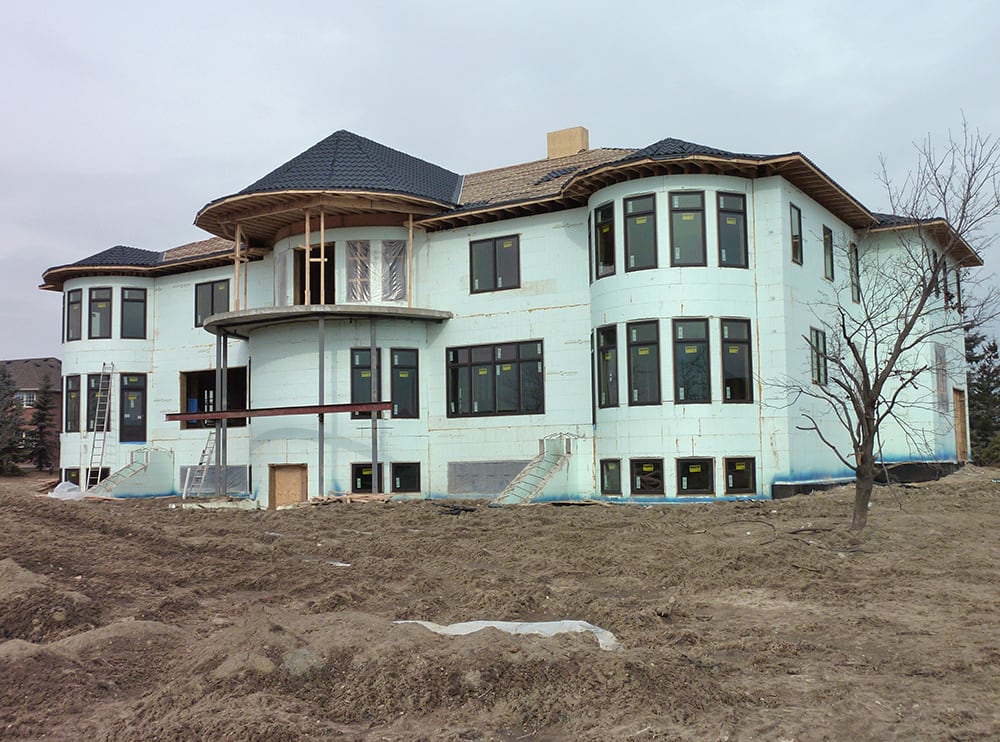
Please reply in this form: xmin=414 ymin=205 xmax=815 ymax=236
xmin=1 ymin=468 xmax=998 ymax=741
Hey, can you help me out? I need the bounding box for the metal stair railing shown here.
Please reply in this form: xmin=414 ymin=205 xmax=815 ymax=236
xmin=183 ymin=429 xmax=217 ymax=498
xmin=492 ymin=437 xmax=573 ymax=506
xmin=85 ymin=363 xmax=114 ymax=490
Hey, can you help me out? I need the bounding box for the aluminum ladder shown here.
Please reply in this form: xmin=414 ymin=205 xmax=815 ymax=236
xmin=85 ymin=363 xmax=114 ymax=490
xmin=182 ymin=429 xmax=217 ymax=498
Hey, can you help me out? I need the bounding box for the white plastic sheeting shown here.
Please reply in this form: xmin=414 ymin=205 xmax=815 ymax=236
xmin=381 ymin=240 xmax=407 ymax=301
xmin=395 ymin=619 xmax=621 ymax=651
xmin=49 ymin=482 xmax=85 ymax=501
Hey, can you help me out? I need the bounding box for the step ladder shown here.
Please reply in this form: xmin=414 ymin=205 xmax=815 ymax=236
xmin=183 ymin=429 xmax=217 ymax=498
xmin=85 ymin=363 xmax=114 ymax=490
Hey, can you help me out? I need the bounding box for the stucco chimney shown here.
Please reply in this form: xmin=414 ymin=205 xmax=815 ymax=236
xmin=547 ymin=126 xmax=589 ymax=159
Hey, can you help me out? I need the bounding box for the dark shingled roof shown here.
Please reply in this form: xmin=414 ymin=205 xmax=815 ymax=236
xmin=238 ymin=130 xmax=463 ymax=205
xmin=616 ymin=137 xmax=779 ymax=165
xmin=70 ymin=245 xmax=161 ymax=267
xmin=0 ymin=358 xmax=61 ymax=390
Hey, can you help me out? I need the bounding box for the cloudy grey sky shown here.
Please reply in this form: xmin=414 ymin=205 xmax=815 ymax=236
xmin=1 ymin=0 xmax=998 ymax=360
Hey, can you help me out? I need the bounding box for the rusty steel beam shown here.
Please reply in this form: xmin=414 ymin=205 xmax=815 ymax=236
xmin=166 ymin=401 xmax=391 ymax=422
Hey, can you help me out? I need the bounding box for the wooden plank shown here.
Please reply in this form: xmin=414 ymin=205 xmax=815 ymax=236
xmin=166 ymin=401 xmax=391 ymax=422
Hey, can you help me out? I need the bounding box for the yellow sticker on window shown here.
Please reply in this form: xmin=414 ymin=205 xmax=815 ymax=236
xmin=601 ymin=225 xmax=610 ymax=233
xmin=502 ymin=240 xmax=513 ymax=248
xmin=735 ymin=462 xmax=746 ymax=470
xmin=727 ymin=217 xmax=737 ymax=225
xmin=685 ymin=346 xmax=698 ymax=354
xmin=362 ymin=468 xmax=372 ymax=475
xmin=502 ymin=364 xmax=512 ymax=371
xmin=608 ymin=463 xmax=617 ymax=470
xmin=399 ymin=371 xmax=409 ymax=378
xmin=636 ymin=216 xmax=647 ymax=225
xmin=682 ymin=214 xmax=695 ymax=221
xmin=361 ymin=371 xmax=371 ymax=378
xmin=638 ymin=348 xmax=649 ymax=355
xmin=478 ymin=368 xmax=488 ymax=375
xmin=603 ymin=352 xmax=612 ymax=360
xmin=689 ymin=464 xmax=702 ymax=473
xmin=729 ymin=346 xmax=740 ymax=353
xmin=643 ymin=464 xmax=654 ymax=472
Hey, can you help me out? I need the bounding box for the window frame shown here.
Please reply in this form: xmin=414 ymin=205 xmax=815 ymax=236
xmin=717 ymin=192 xmax=748 ymax=268
xmin=64 ymin=375 xmax=81 ymax=433
xmin=624 ymin=194 xmax=657 ymax=271
xmin=179 ymin=367 xmax=248 ymax=429
xmin=630 ymin=458 xmax=664 ymax=496
xmin=352 ymin=463 xmax=384 ymax=493
xmin=673 ymin=319 xmax=710 ymax=404
xmin=849 ymin=243 xmax=861 ymax=303
xmin=810 ymin=327 xmax=828 ymax=385
xmin=86 ymin=373 xmax=111 ymax=433
xmin=600 ymin=459 xmax=623 ymax=495
xmin=446 ymin=340 xmax=544 ymax=418
xmin=724 ymin=457 xmax=757 ymax=495
xmin=391 ymin=462 xmax=421 ymax=493
xmin=195 ymin=279 xmax=230 ymax=327
xmin=470 ymin=234 xmax=520 ymax=293
xmin=626 ymin=320 xmax=661 ymax=406
xmin=822 ymin=226 xmax=834 ymax=280
xmin=790 ymin=204 xmax=803 ymax=265
xmin=390 ymin=348 xmax=419 ymax=419
xmin=596 ymin=324 xmax=619 ymax=408
xmin=88 ymin=287 xmax=112 ymax=339
xmin=65 ymin=289 xmax=82 ymax=342
xmin=721 ymin=318 xmax=752 ymax=403
xmin=119 ymin=373 xmax=147 ymax=443
xmin=677 ymin=458 xmax=715 ymax=495
xmin=669 ymin=191 xmax=706 ymax=267
xmin=594 ymin=202 xmax=615 ymax=278
xmin=351 ymin=347 xmax=382 ymax=420
xmin=121 ymin=287 xmax=147 ymax=339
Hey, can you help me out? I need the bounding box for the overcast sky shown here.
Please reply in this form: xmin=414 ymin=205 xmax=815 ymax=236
xmin=1 ymin=0 xmax=998 ymax=360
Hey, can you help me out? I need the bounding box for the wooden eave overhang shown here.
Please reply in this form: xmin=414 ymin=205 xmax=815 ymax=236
xmin=39 ymin=249 xmax=268 ymax=293
xmin=417 ymin=153 xmax=878 ymax=232
xmin=868 ymin=219 xmax=982 ymax=267
xmin=194 ymin=189 xmax=454 ymax=243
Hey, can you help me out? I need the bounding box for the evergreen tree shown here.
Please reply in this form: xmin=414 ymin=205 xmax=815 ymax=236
xmin=966 ymin=334 xmax=1000 ymax=464
xmin=29 ymin=374 xmax=56 ymax=471
xmin=0 ymin=366 xmax=23 ymax=476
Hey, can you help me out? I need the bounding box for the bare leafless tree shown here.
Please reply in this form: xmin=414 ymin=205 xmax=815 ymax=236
xmin=788 ymin=117 xmax=1000 ymax=530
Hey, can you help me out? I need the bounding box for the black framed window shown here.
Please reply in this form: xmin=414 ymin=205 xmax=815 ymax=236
xmin=390 ymin=349 xmax=418 ymax=419
xmin=88 ymin=287 xmax=112 ymax=339
xmin=849 ymin=243 xmax=861 ymax=303
xmin=65 ymin=375 xmax=80 ymax=433
xmin=677 ymin=458 xmax=714 ymax=495
xmin=790 ymin=204 xmax=803 ymax=265
xmin=351 ymin=348 xmax=381 ymax=419
xmin=630 ymin=458 xmax=664 ymax=495
xmin=180 ymin=368 xmax=248 ymax=429
xmin=810 ymin=327 xmax=828 ymax=385
xmin=391 ymin=462 xmax=420 ymax=493
xmin=673 ymin=319 xmax=710 ymax=403
xmin=65 ymin=289 xmax=82 ymax=341
xmin=955 ymin=269 xmax=963 ymax=311
xmin=600 ymin=459 xmax=622 ymax=495
xmin=470 ymin=235 xmax=520 ymax=292
xmin=195 ymin=280 xmax=229 ymax=327
xmin=596 ymin=325 xmax=618 ymax=408
xmin=86 ymin=373 xmax=110 ymax=432
xmin=119 ymin=373 xmax=146 ymax=443
xmin=627 ymin=321 xmax=660 ymax=406
xmin=352 ymin=463 xmax=383 ymax=493
xmin=717 ymin=193 xmax=748 ymax=268
xmin=669 ymin=192 xmax=705 ymax=266
xmin=594 ymin=203 xmax=615 ymax=278
xmin=624 ymin=194 xmax=657 ymax=271
xmin=446 ymin=340 xmax=544 ymax=417
xmin=721 ymin=319 xmax=752 ymax=403
xmin=822 ymin=226 xmax=834 ymax=280
xmin=725 ymin=457 xmax=756 ymax=494
xmin=121 ymin=288 xmax=147 ymax=339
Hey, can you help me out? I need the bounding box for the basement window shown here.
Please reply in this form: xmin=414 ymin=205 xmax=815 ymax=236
xmin=600 ymin=459 xmax=622 ymax=495
xmin=630 ymin=458 xmax=664 ymax=495
xmin=352 ymin=463 xmax=384 ymax=493
xmin=725 ymin=457 xmax=756 ymax=494
xmin=391 ymin=462 xmax=420 ymax=493
xmin=677 ymin=458 xmax=714 ymax=495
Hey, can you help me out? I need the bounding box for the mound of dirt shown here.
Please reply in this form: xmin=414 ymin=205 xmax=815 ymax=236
xmin=1 ymin=468 xmax=998 ymax=740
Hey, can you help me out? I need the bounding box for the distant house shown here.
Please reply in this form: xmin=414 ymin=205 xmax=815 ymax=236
xmin=40 ymin=126 xmax=977 ymax=504
xmin=0 ymin=357 xmax=62 ymax=465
